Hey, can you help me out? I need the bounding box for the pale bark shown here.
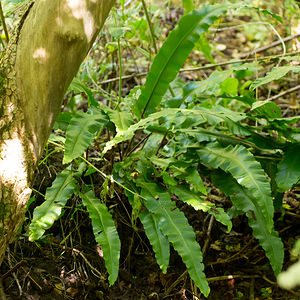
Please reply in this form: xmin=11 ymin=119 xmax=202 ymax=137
xmin=0 ymin=0 xmax=114 ymax=264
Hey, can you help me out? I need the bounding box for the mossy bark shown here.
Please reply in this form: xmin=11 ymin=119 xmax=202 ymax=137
xmin=0 ymin=0 xmax=114 ymax=264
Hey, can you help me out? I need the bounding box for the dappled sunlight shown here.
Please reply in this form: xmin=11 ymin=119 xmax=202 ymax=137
xmin=55 ymin=16 xmax=63 ymax=27
xmin=0 ymin=133 xmax=28 ymax=185
xmin=65 ymin=0 xmax=95 ymax=42
xmin=32 ymin=47 xmax=50 ymax=64
xmin=7 ymin=103 xmax=15 ymax=114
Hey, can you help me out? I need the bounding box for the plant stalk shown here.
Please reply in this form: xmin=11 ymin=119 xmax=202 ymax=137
xmin=0 ymin=1 xmax=9 ymax=43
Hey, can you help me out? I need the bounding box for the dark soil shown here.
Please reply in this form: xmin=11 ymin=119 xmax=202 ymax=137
xmin=0 ymin=152 xmax=299 ymax=300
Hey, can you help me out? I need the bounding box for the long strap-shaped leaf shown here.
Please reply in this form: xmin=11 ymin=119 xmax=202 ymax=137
xmin=170 ymin=185 xmax=232 ymax=232
xmin=29 ymin=168 xmax=76 ymax=241
xmin=132 ymin=4 xmax=228 ymax=119
xmin=125 ymin=189 xmax=170 ymax=274
xmin=212 ymin=171 xmax=284 ymax=275
xmin=80 ymin=190 xmax=121 ymax=285
xmin=102 ymin=107 xmax=245 ymax=156
xmin=198 ymin=142 xmax=274 ymax=232
xmin=139 ymin=210 xmax=170 ymax=274
xmin=138 ymin=181 xmax=210 ymax=296
xmin=63 ymin=110 xmax=108 ymax=164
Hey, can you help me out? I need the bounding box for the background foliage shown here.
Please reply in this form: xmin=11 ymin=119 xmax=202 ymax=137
xmin=1 ymin=0 xmax=300 ymax=298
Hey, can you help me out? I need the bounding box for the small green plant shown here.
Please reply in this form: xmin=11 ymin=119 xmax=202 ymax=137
xmin=28 ymin=2 xmax=300 ymax=297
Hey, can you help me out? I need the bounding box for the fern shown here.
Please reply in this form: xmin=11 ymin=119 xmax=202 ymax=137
xmin=79 ymin=189 xmax=121 ymax=285
xmin=275 ymin=144 xmax=300 ymax=192
xmin=212 ymin=171 xmax=284 ymax=275
xmin=133 ymin=4 xmax=228 ymax=118
xmin=68 ymin=77 xmax=98 ymax=107
xmin=29 ymin=168 xmax=76 ymax=241
xmin=63 ymin=110 xmax=108 ymax=164
xmin=170 ymin=185 xmax=232 ymax=232
xmin=34 ymin=1 xmax=297 ymax=294
xmin=126 ymin=190 xmax=170 ymax=274
xmin=139 ymin=210 xmax=170 ymax=274
xmin=103 ymin=107 xmax=246 ymax=155
xmin=198 ymin=142 xmax=274 ymax=232
xmin=105 ymin=109 xmax=134 ymax=133
xmin=137 ymin=181 xmax=210 ymax=297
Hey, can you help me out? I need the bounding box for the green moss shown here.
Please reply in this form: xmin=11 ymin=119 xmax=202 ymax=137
xmin=0 ymin=69 xmax=6 ymax=96
xmin=0 ymin=69 xmax=7 ymax=119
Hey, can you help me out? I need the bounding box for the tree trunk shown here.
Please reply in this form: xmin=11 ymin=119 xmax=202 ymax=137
xmin=0 ymin=0 xmax=114 ymax=265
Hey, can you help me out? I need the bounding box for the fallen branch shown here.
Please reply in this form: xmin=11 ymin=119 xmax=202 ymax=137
xmin=240 ymin=33 xmax=300 ymax=58
xmin=267 ymin=84 xmax=300 ymax=102
xmin=207 ymin=274 xmax=260 ymax=282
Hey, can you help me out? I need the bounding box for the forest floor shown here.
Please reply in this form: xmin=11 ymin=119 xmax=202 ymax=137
xmin=1 ymin=2 xmax=300 ymax=299
xmin=0 ymin=152 xmax=299 ymax=300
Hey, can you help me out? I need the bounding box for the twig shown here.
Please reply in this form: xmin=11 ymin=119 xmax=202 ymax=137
xmin=266 ymin=84 xmax=300 ymax=102
xmin=112 ymin=8 xmax=123 ymax=108
xmin=166 ymin=270 xmax=187 ymax=295
xmin=84 ymin=36 xmax=117 ymax=103
xmin=126 ymin=133 xmax=151 ymax=157
xmin=21 ymin=267 xmax=43 ymax=290
xmin=72 ymin=248 xmax=106 ymax=280
xmin=166 ymin=215 xmax=215 ymax=296
xmin=262 ymin=275 xmax=276 ymax=285
xmin=141 ymin=0 xmax=157 ymax=54
xmin=207 ymin=237 xmax=254 ymax=267
xmin=249 ymin=278 xmax=255 ymax=300
xmin=125 ymin=0 xmax=134 ymax=7
xmin=98 ymin=51 xmax=300 ymax=86
xmin=210 ymin=22 xmax=286 ymax=58
xmin=202 ymin=215 xmax=214 ymax=256
xmin=0 ymin=261 xmax=25 ymax=280
xmin=206 ymin=274 xmax=260 ymax=282
xmin=7 ymin=247 xmax=22 ymax=296
xmin=0 ymin=279 xmax=6 ymax=300
xmin=99 ymin=72 xmax=147 ymax=85
xmin=240 ymin=33 xmax=300 ymax=59
xmin=285 ymin=211 xmax=300 ymax=219
xmin=0 ymin=1 xmax=9 ymax=43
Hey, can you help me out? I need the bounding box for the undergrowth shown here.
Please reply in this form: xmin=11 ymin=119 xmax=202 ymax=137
xmin=26 ymin=1 xmax=300 ymax=296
